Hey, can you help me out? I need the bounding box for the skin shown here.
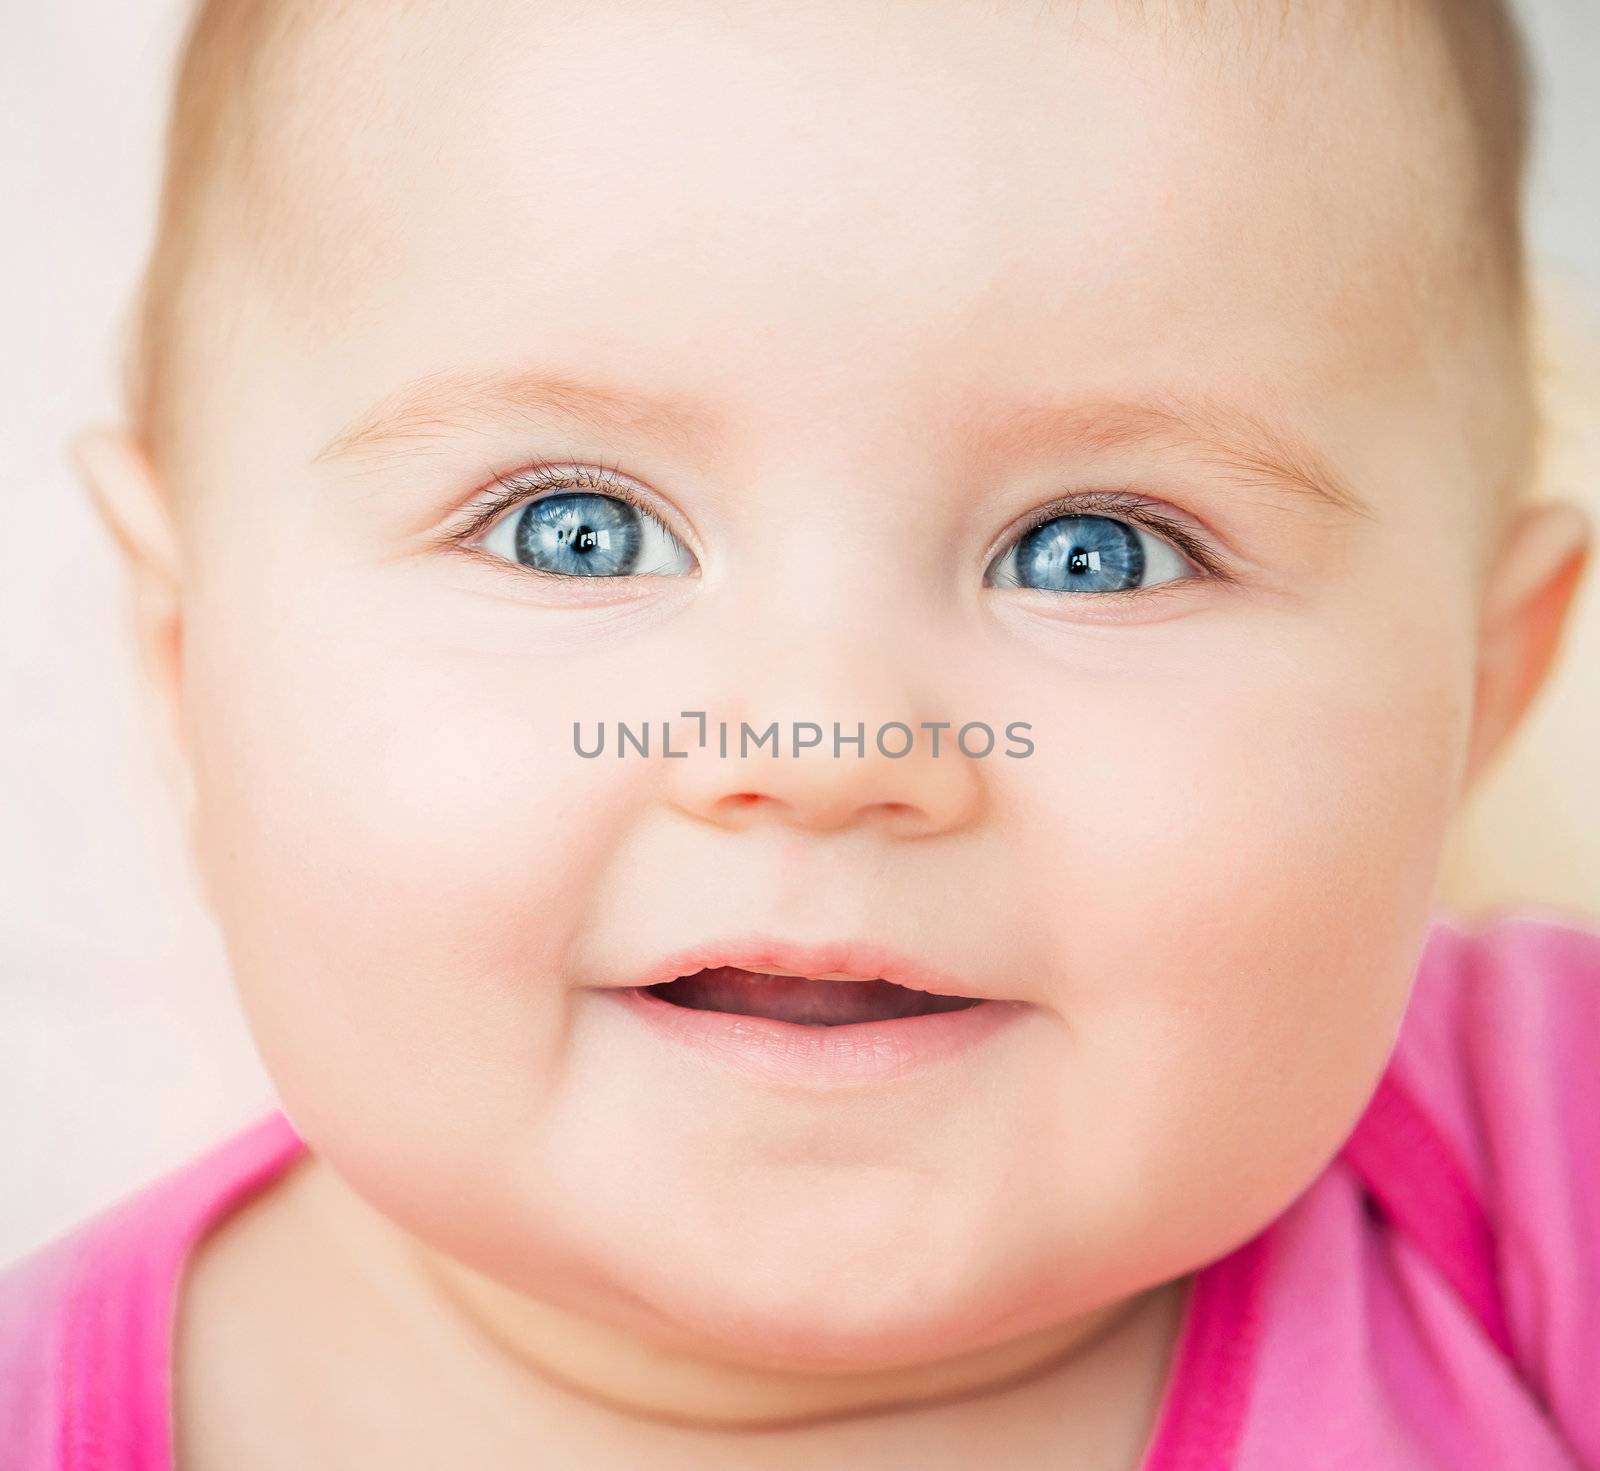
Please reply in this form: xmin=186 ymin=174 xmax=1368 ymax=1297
xmin=75 ymin=0 xmax=1590 ymax=1464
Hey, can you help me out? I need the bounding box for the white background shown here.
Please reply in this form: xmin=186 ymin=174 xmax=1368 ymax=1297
xmin=3 ymin=0 xmax=1597 ymax=1265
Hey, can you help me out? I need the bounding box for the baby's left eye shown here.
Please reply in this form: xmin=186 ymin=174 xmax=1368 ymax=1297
xmin=985 ymin=513 xmax=1196 ymax=593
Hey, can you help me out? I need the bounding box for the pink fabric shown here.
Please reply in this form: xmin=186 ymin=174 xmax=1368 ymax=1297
xmin=3 ymin=908 xmax=1598 ymax=1469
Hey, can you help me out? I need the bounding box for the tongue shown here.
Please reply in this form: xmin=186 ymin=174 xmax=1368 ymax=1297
xmin=646 ymin=966 xmax=982 ymax=1026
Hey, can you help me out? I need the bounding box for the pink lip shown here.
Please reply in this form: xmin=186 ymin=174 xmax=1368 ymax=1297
xmin=624 ymin=935 xmax=1003 ymax=1000
xmin=597 ymin=935 xmax=1031 ymax=1089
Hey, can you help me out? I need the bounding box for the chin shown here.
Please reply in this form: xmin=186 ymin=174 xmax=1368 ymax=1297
xmin=591 ymin=1228 xmax=1065 ymax=1374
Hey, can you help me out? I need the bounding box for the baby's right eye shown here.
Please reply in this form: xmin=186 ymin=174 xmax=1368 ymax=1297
xmin=477 ymin=488 xmax=698 ymax=580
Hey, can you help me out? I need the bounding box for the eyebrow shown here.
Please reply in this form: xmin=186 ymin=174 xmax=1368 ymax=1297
xmin=313 ymin=368 xmax=723 ymax=466
xmin=315 ymin=369 xmax=1372 ymax=521
xmin=951 ymin=392 xmax=1373 ymax=521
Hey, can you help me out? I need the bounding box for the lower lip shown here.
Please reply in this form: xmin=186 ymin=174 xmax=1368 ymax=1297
xmin=601 ymin=985 xmax=1031 ymax=1089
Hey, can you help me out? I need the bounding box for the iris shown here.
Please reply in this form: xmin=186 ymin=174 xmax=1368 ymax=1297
xmin=513 ymin=492 xmax=646 ymax=577
xmin=1010 ymin=515 xmax=1146 ymax=592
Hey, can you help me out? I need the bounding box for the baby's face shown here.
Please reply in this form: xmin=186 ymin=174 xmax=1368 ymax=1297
xmin=170 ymin=0 xmax=1514 ymax=1367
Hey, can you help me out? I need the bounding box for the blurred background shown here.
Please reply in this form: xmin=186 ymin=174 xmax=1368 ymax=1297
xmin=2 ymin=0 xmax=1597 ymax=1266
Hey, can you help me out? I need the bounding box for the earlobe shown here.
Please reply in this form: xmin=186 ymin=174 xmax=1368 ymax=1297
xmin=1461 ymin=498 xmax=1593 ymax=793
xmin=68 ymin=428 xmax=200 ymax=849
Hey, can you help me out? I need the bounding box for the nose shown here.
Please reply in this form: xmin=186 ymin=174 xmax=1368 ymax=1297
xmin=662 ymin=621 xmax=987 ymax=839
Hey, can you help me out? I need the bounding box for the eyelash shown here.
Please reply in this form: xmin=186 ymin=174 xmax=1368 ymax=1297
xmin=439 ymin=459 xmax=660 ymax=548
xmin=437 ymin=463 xmax=1234 ymax=589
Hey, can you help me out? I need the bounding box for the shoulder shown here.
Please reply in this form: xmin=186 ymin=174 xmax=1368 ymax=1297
xmin=1394 ymin=905 xmax=1600 ymax=1193
xmin=0 ymin=1110 xmax=306 ymax=1470
xmin=1390 ymin=905 xmax=1600 ymax=1462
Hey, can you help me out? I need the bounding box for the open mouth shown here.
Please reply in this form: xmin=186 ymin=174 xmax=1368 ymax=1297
xmin=642 ymin=965 xmax=986 ymax=1027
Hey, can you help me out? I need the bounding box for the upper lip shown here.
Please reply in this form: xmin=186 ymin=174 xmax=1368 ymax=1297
xmin=626 ymin=935 xmax=991 ymax=1000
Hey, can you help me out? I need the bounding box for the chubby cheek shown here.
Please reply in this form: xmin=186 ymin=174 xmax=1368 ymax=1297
xmin=180 ymin=555 xmax=660 ymax=1217
xmin=1002 ymin=598 xmax=1475 ymax=1265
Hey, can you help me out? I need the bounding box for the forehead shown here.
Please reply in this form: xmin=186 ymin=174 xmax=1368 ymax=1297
xmin=203 ymin=0 xmax=1485 ymax=473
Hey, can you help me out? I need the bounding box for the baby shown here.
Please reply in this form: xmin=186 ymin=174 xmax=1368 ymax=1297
xmin=5 ymin=0 xmax=1599 ymax=1466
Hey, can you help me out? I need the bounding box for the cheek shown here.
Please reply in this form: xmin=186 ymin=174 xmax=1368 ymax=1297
xmin=180 ymin=555 xmax=653 ymax=1191
xmin=1001 ymin=599 xmax=1475 ymax=1253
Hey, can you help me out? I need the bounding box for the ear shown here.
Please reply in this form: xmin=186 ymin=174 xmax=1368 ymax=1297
xmin=70 ymin=429 xmax=200 ymax=860
xmin=1461 ymin=497 xmax=1593 ymax=794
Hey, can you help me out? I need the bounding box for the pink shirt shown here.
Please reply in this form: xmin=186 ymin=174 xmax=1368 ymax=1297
xmin=3 ymin=908 xmax=1598 ymax=1469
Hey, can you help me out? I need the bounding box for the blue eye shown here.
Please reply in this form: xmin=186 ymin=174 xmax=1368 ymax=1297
xmin=986 ymin=513 xmax=1196 ymax=593
xmin=479 ymin=490 xmax=697 ymax=578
